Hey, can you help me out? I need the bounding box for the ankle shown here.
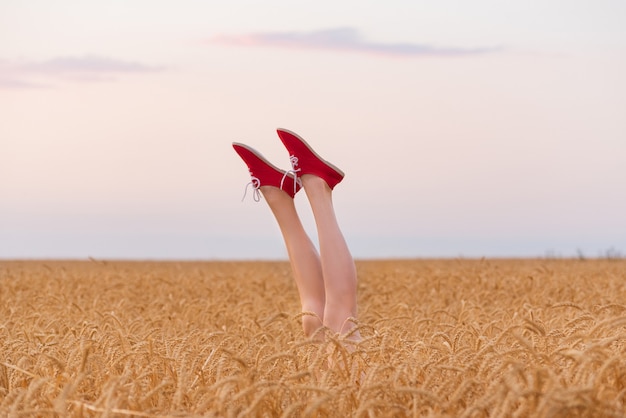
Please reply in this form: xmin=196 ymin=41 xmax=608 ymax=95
xmin=301 ymin=174 xmax=331 ymax=192
xmin=302 ymin=316 xmax=324 ymax=340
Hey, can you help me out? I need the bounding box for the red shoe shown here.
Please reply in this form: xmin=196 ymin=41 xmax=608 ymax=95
xmin=232 ymin=142 xmax=301 ymax=200
xmin=276 ymin=128 xmax=345 ymax=190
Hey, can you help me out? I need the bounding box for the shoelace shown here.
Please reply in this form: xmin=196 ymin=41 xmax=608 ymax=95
xmin=280 ymin=155 xmax=302 ymax=195
xmin=241 ymin=173 xmax=261 ymax=202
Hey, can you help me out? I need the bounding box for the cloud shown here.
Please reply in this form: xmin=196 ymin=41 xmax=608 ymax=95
xmin=0 ymin=55 xmax=164 ymax=89
xmin=24 ymin=55 xmax=163 ymax=76
xmin=0 ymin=78 xmax=47 ymax=89
xmin=209 ymin=27 xmax=500 ymax=57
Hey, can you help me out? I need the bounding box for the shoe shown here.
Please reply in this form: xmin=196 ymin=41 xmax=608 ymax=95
xmin=276 ymin=128 xmax=345 ymax=190
xmin=232 ymin=142 xmax=301 ymax=200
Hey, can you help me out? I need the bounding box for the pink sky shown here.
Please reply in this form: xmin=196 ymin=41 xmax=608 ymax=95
xmin=1 ymin=1 xmax=625 ymax=259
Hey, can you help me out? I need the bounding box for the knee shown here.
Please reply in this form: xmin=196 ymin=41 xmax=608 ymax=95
xmin=302 ymin=313 xmax=323 ymax=339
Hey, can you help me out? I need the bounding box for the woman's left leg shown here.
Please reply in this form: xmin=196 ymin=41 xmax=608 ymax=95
xmin=260 ymin=185 xmax=326 ymax=338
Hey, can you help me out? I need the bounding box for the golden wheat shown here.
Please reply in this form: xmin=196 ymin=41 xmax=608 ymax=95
xmin=1 ymin=259 xmax=625 ymax=417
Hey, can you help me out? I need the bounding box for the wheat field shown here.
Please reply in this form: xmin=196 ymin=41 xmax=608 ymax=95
xmin=1 ymin=259 xmax=625 ymax=417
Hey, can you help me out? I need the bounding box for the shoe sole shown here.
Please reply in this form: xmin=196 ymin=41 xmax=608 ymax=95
xmin=232 ymin=142 xmax=293 ymax=178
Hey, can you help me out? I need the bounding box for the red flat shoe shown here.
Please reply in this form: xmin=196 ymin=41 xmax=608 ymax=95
xmin=276 ymin=128 xmax=345 ymax=190
xmin=232 ymin=142 xmax=301 ymax=200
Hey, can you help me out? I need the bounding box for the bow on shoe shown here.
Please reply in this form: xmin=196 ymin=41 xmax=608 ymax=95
xmin=280 ymin=155 xmax=302 ymax=196
xmin=242 ymin=173 xmax=262 ymax=202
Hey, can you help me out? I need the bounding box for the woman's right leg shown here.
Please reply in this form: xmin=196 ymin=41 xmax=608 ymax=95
xmin=300 ymin=176 xmax=361 ymax=343
xmin=260 ymin=186 xmax=326 ymax=338
xmin=275 ymin=128 xmax=361 ymax=343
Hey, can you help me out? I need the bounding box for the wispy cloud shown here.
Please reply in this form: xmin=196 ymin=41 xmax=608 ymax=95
xmin=209 ymin=27 xmax=500 ymax=57
xmin=0 ymin=55 xmax=164 ymax=89
xmin=24 ymin=56 xmax=163 ymax=76
xmin=0 ymin=77 xmax=46 ymax=90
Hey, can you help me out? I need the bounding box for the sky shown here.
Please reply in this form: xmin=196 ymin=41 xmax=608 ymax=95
xmin=1 ymin=0 xmax=625 ymax=260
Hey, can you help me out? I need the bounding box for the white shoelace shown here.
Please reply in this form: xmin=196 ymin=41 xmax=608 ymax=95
xmin=280 ymin=155 xmax=302 ymax=195
xmin=242 ymin=156 xmax=302 ymax=202
xmin=241 ymin=173 xmax=261 ymax=202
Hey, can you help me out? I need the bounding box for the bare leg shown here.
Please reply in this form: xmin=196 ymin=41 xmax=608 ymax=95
xmin=260 ymin=186 xmax=326 ymax=338
xmin=300 ymin=175 xmax=361 ymax=342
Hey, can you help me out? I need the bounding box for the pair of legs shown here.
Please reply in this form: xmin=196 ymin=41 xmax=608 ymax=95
xmin=233 ymin=129 xmax=360 ymax=342
xmin=262 ymin=176 xmax=359 ymax=340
